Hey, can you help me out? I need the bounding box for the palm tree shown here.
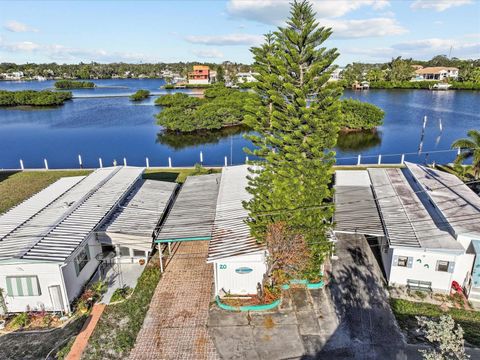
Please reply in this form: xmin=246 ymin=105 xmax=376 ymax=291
xmin=451 ymin=129 xmax=480 ymax=179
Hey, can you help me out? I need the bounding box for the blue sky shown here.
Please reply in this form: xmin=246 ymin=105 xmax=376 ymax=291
xmin=0 ymin=0 xmax=479 ymax=65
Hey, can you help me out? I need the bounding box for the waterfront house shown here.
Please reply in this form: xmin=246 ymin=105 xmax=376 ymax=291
xmin=328 ymin=68 xmax=343 ymax=82
xmin=188 ymin=65 xmax=211 ymax=85
xmin=0 ymin=166 xmax=149 ymax=314
xmin=414 ymin=66 xmax=459 ymax=81
xmin=236 ymin=71 xmax=258 ymax=83
xmin=334 ymin=163 xmax=479 ymax=302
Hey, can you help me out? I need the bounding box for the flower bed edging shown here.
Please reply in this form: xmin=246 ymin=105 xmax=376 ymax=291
xmin=215 ymin=296 xmax=281 ymax=312
xmin=281 ymin=279 xmax=325 ymax=290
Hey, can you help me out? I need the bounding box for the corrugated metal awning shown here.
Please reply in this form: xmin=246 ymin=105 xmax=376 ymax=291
xmin=155 ymin=173 xmax=220 ymax=243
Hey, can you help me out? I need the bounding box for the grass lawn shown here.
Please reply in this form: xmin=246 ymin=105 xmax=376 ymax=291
xmin=81 ymin=255 xmax=161 ymax=359
xmin=390 ymin=298 xmax=480 ymax=346
xmin=0 ymin=170 xmax=92 ymax=214
xmin=143 ymin=166 xmax=220 ymax=183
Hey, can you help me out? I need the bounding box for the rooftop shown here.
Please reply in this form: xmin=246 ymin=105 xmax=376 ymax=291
xmin=155 ymin=173 xmax=221 ymax=243
xmin=369 ymin=167 xmax=462 ymax=251
xmin=415 ymin=66 xmax=458 ymax=74
xmin=207 ymin=165 xmax=264 ymax=262
xmin=98 ymin=179 xmax=177 ymax=239
xmin=405 ymin=162 xmax=480 ymax=236
xmin=334 ymin=171 xmax=384 ymax=237
xmin=0 ymin=166 xmax=144 ymax=262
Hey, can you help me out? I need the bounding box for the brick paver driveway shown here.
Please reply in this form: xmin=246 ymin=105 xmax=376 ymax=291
xmin=130 ymin=241 xmax=219 ymax=360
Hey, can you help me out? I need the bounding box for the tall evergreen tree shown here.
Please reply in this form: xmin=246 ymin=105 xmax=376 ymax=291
xmin=244 ymin=0 xmax=342 ymax=278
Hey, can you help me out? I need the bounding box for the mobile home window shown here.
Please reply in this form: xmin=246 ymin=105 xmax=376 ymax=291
xmin=119 ymin=246 xmax=130 ymax=257
xmin=397 ymin=256 xmax=409 ymax=267
xmin=6 ymin=276 xmax=41 ymax=296
xmin=133 ymin=249 xmax=145 ymax=257
xmin=436 ymin=260 xmax=450 ymax=272
xmin=74 ymin=245 xmax=91 ymax=276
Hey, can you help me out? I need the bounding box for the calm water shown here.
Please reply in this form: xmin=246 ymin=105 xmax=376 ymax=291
xmin=0 ymin=79 xmax=478 ymax=169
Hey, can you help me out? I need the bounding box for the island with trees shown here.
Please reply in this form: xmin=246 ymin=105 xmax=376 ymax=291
xmin=54 ymin=80 xmax=95 ymax=89
xmin=155 ymin=85 xmax=258 ymax=132
xmin=155 ymin=85 xmax=384 ymax=133
xmin=130 ymin=89 xmax=150 ymax=101
xmin=0 ymin=90 xmax=72 ymax=107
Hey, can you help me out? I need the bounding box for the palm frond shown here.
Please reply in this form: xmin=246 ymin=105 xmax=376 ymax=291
xmin=467 ymin=129 xmax=480 ymax=146
xmin=451 ymin=139 xmax=477 ymax=150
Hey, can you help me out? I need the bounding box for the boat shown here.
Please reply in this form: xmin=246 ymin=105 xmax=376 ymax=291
xmin=430 ymin=83 xmax=451 ymax=91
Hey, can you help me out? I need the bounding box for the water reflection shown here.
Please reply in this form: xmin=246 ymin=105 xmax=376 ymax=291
xmin=336 ymin=130 xmax=382 ymax=152
xmin=156 ymin=125 xmax=249 ymax=150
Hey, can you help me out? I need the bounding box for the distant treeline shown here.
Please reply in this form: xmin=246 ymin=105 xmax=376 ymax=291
xmin=0 ymin=61 xmax=252 ymax=80
xmin=0 ymin=90 xmax=72 ymax=107
xmin=367 ymin=80 xmax=480 ymax=90
xmin=341 ymin=55 xmax=480 ymax=87
xmin=54 ymin=80 xmax=95 ymax=89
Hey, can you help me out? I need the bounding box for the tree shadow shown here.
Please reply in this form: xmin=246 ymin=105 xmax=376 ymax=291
xmin=0 ymin=171 xmax=20 ymax=184
xmin=302 ymin=234 xmax=409 ymax=359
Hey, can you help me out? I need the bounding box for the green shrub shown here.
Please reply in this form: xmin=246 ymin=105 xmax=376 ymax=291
xmin=130 ymin=89 xmax=150 ymax=101
xmin=0 ymin=90 xmax=72 ymax=107
xmin=54 ymin=80 xmax=95 ymax=89
xmin=10 ymin=312 xmax=29 ymax=330
xmin=339 ymin=99 xmax=384 ymax=130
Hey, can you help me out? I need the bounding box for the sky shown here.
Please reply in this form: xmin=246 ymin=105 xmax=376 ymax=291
xmin=0 ymin=0 xmax=479 ymax=66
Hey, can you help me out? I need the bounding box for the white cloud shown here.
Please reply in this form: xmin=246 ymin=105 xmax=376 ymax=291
xmin=410 ymin=0 xmax=473 ymax=12
xmin=392 ymin=38 xmax=480 ymax=58
xmin=191 ymin=49 xmax=224 ymax=59
xmin=225 ymin=0 xmax=404 ymax=39
xmin=227 ymin=0 xmax=390 ymax=24
xmin=324 ymin=17 xmax=407 ymax=38
xmin=185 ymin=33 xmax=263 ymax=46
xmin=0 ymin=37 xmax=149 ymax=63
xmin=3 ymin=20 xmax=38 ymax=33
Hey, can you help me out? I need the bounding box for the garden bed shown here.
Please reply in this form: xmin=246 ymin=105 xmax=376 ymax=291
xmin=390 ymin=298 xmax=480 ymax=347
xmin=81 ymin=254 xmax=161 ymax=359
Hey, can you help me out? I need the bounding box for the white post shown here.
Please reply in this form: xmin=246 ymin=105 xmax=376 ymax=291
xmin=123 ymin=157 xmax=127 ymax=166
xmin=99 ymin=158 xmax=103 ymax=168
xmin=457 ymin=147 xmax=461 ymax=155
xmin=19 ymin=159 xmax=24 ymax=170
xmin=357 ymin=154 xmax=361 ymax=166
xmin=44 ymin=158 xmax=49 ymax=170
xmin=245 ymin=156 xmax=249 ymax=164
xmin=78 ymin=154 xmax=83 ymax=168
xmin=168 ymin=157 xmax=172 ymax=168
xmin=377 ymin=154 xmax=382 ymax=165
xmin=146 ymin=157 xmax=150 ymax=168
xmin=224 ymin=156 xmax=228 ymax=167
xmin=200 ymin=151 xmax=203 ymax=164
xmin=168 ymin=242 xmax=171 ymax=255
xmin=159 ymin=245 xmax=163 ymax=273
xmin=423 ymin=115 xmax=428 ymax=129
xmin=401 ymin=154 xmax=405 ymax=165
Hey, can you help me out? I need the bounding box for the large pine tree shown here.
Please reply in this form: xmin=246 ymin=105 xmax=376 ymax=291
xmin=244 ymin=0 xmax=342 ymax=278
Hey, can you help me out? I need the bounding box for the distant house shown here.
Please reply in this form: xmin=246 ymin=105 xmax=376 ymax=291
xmin=334 ymin=163 xmax=480 ymax=302
xmin=328 ymin=68 xmax=343 ymax=82
xmin=0 ymin=166 xmax=179 ymax=314
xmin=188 ymin=65 xmax=211 ymax=85
xmin=3 ymin=71 xmax=24 ymax=80
xmin=236 ymin=72 xmax=258 ymax=83
xmin=414 ymin=66 xmax=459 ymax=81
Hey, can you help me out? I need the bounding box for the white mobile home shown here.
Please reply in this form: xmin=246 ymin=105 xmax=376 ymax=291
xmin=208 ymin=165 xmax=266 ymax=297
xmin=0 ymin=166 xmax=144 ymax=314
xmin=97 ymin=180 xmax=177 ymax=263
xmin=334 ymin=164 xmax=478 ymax=301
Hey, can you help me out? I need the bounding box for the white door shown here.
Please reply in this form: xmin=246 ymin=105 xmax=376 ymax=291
xmin=48 ymin=285 xmax=65 ymax=313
